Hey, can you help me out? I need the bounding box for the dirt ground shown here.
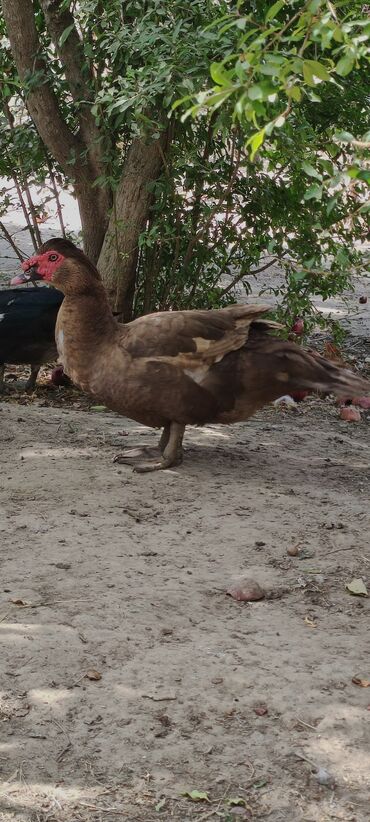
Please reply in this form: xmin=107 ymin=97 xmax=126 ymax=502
xmin=1 ymin=364 xmax=370 ymax=822
xmin=1 ymin=198 xmax=370 ymax=821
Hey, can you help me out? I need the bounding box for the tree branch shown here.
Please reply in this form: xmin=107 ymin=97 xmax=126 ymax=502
xmin=39 ymin=0 xmax=110 ymax=176
xmin=0 ymin=221 xmax=26 ymax=261
xmin=2 ymin=0 xmax=83 ymax=175
xmin=335 ymin=138 xmax=370 ymax=150
xmin=2 ymin=0 xmax=111 ymax=261
xmin=182 ymin=147 xmax=242 ymax=304
xmin=219 ymin=256 xmax=282 ymax=298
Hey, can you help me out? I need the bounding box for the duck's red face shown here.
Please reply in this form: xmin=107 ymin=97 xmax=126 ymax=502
xmin=11 ymin=250 xmax=65 ymax=285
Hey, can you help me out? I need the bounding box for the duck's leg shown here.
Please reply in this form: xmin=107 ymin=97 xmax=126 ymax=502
xmin=113 ymin=423 xmax=171 ymax=465
xmin=114 ymin=423 xmax=185 ymax=472
xmin=158 ymin=423 xmax=170 ymax=452
xmin=135 ymin=423 xmax=185 ymax=473
xmin=25 ymin=365 xmax=40 ymax=392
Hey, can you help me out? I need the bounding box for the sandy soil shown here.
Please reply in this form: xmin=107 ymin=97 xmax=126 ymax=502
xmin=1 ymin=222 xmax=370 ymax=821
xmin=1 ymin=382 xmax=370 ymax=822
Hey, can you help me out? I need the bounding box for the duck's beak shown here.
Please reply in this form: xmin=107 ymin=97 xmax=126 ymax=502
xmin=10 ymin=265 xmax=41 ymax=286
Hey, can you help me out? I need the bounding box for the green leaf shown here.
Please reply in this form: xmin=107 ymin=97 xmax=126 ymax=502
xmin=227 ymin=797 xmax=246 ymax=807
xmin=155 ymin=798 xmax=166 ymax=812
xmin=305 ymin=60 xmax=331 ymax=82
xmin=347 ymin=166 xmax=360 ymax=179
xmin=172 ymin=93 xmax=193 ymax=111
xmin=335 ymin=55 xmax=354 ymax=77
xmin=333 ymin=26 xmax=343 ymax=43
xmin=304 ymin=184 xmax=323 ymax=201
xmin=306 ymin=89 xmax=322 ymax=102
xmin=108 ymin=97 xmax=134 ymax=113
xmin=204 ymin=13 xmax=232 ymax=32
xmin=287 ymin=85 xmax=302 ymax=102
xmin=246 ymin=128 xmax=265 ymax=160
xmin=302 ymin=162 xmax=322 ymax=181
xmin=265 ymin=0 xmax=285 ymax=22
xmin=182 ymin=790 xmax=210 ymax=803
xmin=58 ymin=23 xmax=75 ymax=48
xmin=248 ymin=84 xmax=263 ymax=100
xmin=357 ymin=169 xmax=370 ymax=185
xmin=210 ymin=62 xmax=230 ymax=87
xmin=346 ymin=578 xmax=368 ymax=597
xmin=335 ymin=130 xmax=354 ymax=143
xmin=203 ymin=89 xmax=233 ymax=109
xmin=292 ymin=270 xmax=307 ymax=283
xmin=326 ymin=196 xmax=337 ymax=216
xmin=308 ymin=0 xmax=321 ymax=11
xmin=90 ymin=405 xmax=107 ymax=412
xmin=303 ymin=62 xmax=315 ymax=86
xmin=318 ymin=159 xmax=334 ymax=175
xmin=260 ymin=63 xmax=280 ymax=76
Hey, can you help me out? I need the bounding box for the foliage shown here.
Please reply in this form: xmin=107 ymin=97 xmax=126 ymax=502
xmin=180 ymin=1 xmax=370 ymax=147
xmin=175 ymin=0 xmax=370 ymax=332
xmin=0 ymin=0 xmax=369 ymax=331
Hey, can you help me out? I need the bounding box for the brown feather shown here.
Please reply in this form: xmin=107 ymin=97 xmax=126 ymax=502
xmin=121 ymin=305 xmax=280 ymax=367
xmin=26 ymin=240 xmax=370 ymax=466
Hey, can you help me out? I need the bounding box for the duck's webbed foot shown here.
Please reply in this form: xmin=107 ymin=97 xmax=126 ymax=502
xmin=113 ymin=445 xmax=162 ymax=464
xmin=113 ymin=423 xmax=185 ymax=473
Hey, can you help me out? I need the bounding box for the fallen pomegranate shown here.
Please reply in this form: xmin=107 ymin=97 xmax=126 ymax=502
xmin=339 ymin=406 xmax=361 ymax=422
xmin=291 ymin=317 xmax=304 ymax=335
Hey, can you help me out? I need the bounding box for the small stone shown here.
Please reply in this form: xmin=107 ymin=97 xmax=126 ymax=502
xmin=227 ymin=578 xmax=265 ymax=602
xmin=314 ymin=767 xmax=335 ymax=789
xmin=311 ymin=574 xmax=325 ymax=585
xmin=253 ymin=704 xmax=268 ymax=716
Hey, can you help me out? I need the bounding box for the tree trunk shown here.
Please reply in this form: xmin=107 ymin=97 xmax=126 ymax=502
xmin=39 ymin=0 xmax=112 ymax=261
xmin=1 ymin=0 xmax=110 ymax=263
xmin=98 ymin=131 xmax=169 ymax=320
xmin=2 ymin=0 xmax=169 ymax=292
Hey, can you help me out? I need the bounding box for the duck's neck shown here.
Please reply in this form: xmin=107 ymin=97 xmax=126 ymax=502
xmin=58 ymin=284 xmax=119 ymax=366
xmin=68 ymin=280 xmax=116 ymax=324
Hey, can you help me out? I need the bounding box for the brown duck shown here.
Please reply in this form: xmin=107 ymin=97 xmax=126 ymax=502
xmin=12 ymin=238 xmax=370 ymax=472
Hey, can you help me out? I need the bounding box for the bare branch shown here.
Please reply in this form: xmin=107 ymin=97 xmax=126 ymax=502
xmin=44 ymin=154 xmax=67 ymax=238
xmin=220 ymin=256 xmax=282 ymax=298
xmin=181 ymin=148 xmax=242 ymax=305
xmin=335 ymin=138 xmax=370 ymax=150
xmin=0 ymin=221 xmax=27 ymax=261
xmin=182 ymin=148 xmax=242 ymax=281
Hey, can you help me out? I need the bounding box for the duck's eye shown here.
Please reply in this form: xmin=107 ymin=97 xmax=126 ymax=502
xmin=49 ymin=253 xmax=58 ymax=262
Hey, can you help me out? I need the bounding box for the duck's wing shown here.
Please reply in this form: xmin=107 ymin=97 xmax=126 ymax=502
xmin=118 ymin=305 xmax=280 ymax=367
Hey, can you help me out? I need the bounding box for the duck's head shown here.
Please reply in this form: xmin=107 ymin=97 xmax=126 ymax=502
xmin=11 ymin=238 xmax=101 ymax=295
